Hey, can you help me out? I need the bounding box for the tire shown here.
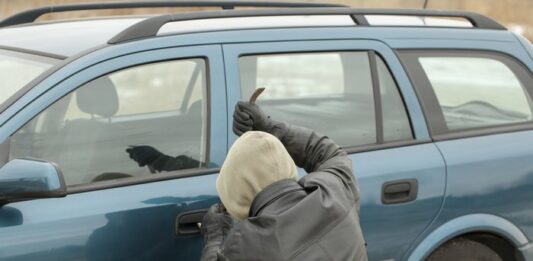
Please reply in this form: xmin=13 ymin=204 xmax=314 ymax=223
xmin=426 ymin=238 xmax=503 ymax=261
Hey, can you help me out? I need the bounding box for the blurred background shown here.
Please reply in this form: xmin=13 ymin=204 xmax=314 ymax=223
xmin=1 ymin=0 xmax=532 ymax=41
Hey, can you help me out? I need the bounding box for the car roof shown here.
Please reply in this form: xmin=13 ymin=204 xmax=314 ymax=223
xmin=0 ymin=7 xmax=507 ymax=58
xmin=0 ymin=18 xmax=146 ymax=58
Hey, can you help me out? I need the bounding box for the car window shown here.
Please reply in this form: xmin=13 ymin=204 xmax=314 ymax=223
xmin=0 ymin=49 xmax=58 ymax=106
xmin=10 ymin=58 xmax=208 ymax=187
xmin=377 ymin=56 xmax=412 ymax=141
xmin=239 ymin=51 xmax=412 ymax=148
xmin=419 ymin=56 xmax=533 ymax=131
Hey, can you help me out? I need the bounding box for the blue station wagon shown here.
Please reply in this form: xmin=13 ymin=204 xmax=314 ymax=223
xmin=0 ymin=1 xmax=532 ymax=261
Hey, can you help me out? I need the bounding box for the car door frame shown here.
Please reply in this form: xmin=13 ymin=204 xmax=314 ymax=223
xmin=222 ymin=39 xmax=446 ymax=261
xmin=0 ymin=44 xmax=226 ymax=260
xmin=222 ymin=39 xmax=430 ymax=146
xmin=0 ymin=44 xmax=227 ymax=191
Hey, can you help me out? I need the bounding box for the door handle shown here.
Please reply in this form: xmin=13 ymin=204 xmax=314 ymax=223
xmin=381 ymin=179 xmax=418 ymax=204
xmin=175 ymin=209 xmax=208 ymax=236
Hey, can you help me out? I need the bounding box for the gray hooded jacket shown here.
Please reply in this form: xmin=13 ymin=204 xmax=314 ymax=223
xmin=205 ymin=123 xmax=368 ymax=261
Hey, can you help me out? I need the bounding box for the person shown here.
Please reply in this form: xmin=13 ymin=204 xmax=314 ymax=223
xmin=199 ymin=101 xmax=368 ymax=261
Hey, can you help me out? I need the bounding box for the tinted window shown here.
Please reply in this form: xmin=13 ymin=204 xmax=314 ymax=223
xmin=10 ymin=59 xmax=208 ymax=186
xmin=419 ymin=56 xmax=533 ymax=131
xmin=239 ymin=52 xmax=412 ymax=148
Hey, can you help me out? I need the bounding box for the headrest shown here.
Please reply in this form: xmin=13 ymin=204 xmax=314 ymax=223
xmin=76 ymin=76 xmax=119 ymax=118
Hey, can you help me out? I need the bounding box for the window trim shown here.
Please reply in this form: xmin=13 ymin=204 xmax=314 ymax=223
xmin=67 ymin=167 xmax=219 ymax=194
xmin=237 ymin=49 xmax=415 ymax=151
xmin=369 ymin=51 xmax=384 ymax=144
xmin=8 ymin=56 xmax=214 ymax=193
xmin=398 ymin=49 xmax=533 ymax=141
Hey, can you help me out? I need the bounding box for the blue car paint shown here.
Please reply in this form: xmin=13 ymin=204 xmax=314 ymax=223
xmin=350 ymin=145 xmax=445 ymax=261
xmin=404 ymin=130 xmax=533 ymax=260
xmin=0 ymin=174 xmax=220 ymax=260
xmin=513 ymin=33 xmax=533 ymax=61
xmin=0 ymin=25 xmax=531 ymax=260
xmin=0 ymin=158 xmax=65 ymax=197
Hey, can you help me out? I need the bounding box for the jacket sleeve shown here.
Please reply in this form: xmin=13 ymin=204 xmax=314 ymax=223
xmin=272 ymin=122 xmax=359 ymax=202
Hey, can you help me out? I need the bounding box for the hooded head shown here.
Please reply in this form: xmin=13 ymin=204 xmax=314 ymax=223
xmin=216 ymin=131 xmax=298 ymax=220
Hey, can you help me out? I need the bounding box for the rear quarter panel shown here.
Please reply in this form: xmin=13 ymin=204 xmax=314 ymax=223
xmin=386 ymin=30 xmax=533 ymax=260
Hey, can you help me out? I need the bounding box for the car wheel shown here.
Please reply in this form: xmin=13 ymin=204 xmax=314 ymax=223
xmin=426 ymin=238 xmax=503 ymax=261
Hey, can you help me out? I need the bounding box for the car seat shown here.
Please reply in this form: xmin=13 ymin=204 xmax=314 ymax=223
xmin=55 ymin=76 xmax=120 ymax=185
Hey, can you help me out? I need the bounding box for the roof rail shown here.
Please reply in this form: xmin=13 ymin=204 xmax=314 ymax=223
xmin=108 ymin=8 xmax=507 ymax=44
xmin=0 ymin=1 xmax=347 ymax=28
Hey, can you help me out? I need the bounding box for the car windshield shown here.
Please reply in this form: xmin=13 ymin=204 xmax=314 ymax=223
xmin=0 ymin=49 xmax=59 ymax=106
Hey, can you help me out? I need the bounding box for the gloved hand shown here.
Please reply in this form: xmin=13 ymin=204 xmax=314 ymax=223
xmin=201 ymin=203 xmax=233 ymax=239
xmin=126 ymin=145 xmax=163 ymax=167
xmin=200 ymin=203 xmax=233 ymax=260
xmin=233 ymin=101 xmax=278 ymax=136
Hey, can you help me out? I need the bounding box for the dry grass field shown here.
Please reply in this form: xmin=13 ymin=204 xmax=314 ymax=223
xmin=0 ymin=0 xmax=532 ymax=41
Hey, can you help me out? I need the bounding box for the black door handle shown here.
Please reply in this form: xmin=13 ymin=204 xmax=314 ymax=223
xmin=381 ymin=179 xmax=418 ymax=204
xmin=175 ymin=209 xmax=208 ymax=236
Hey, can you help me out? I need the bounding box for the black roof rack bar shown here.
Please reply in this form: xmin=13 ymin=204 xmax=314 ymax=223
xmin=0 ymin=1 xmax=347 ymax=28
xmin=108 ymin=8 xmax=507 ymax=44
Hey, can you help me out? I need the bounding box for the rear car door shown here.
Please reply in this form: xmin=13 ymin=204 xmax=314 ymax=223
xmin=223 ymin=40 xmax=446 ymax=261
xmin=0 ymin=45 xmax=226 ymax=260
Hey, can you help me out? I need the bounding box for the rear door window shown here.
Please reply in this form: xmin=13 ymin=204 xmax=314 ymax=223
xmin=400 ymin=51 xmax=533 ymax=136
xmin=239 ymin=51 xmax=412 ymax=148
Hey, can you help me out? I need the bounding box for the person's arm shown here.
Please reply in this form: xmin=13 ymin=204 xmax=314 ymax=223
xmin=233 ymin=102 xmax=357 ymax=197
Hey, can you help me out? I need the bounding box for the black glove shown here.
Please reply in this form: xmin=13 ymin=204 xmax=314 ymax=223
xmin=233 ymin=101 xmax=282 ymax=136
xmin=200 ymin=203 xmax=233 ymax=261
xmin=152 ymin=155 xmax=201 ymax=172
xmin=126 ymin=145 xmax=163 ymax=167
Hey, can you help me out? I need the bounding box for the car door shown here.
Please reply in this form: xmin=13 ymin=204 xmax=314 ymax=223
xmin=223 ymin=40 xmax=446 ymax=261
xmin=0 ymin=45 xmax=226 ymax=260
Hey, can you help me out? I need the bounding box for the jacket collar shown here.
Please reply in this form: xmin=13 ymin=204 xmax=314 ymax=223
xmin=249 ymin=178 xmax=303 ymax=217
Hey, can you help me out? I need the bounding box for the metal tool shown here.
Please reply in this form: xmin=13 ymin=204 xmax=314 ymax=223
xmin=249 ymin=87 xmax=265 ymax=104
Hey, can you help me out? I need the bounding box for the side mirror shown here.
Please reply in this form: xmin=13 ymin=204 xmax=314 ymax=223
xmin=0 ymin=158 xmax=66 ymax=206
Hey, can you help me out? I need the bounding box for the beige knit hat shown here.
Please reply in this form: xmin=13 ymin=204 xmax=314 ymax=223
xmin=217 ymin=131 xmax=298 ymax=220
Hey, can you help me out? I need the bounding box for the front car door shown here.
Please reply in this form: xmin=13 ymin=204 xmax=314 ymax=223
xmin=223 ymin=40 xmax=446 ymax=261
xmin=0 ymin=45 xmax=226 ymax=260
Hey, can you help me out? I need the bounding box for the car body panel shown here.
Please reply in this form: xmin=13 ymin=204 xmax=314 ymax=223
xmin=395 ymin=38 xmax=533 ymax=261
xmin=433 ymin=131 xmax=533 ymax=240
xmin=514 ymin=33 xmax=533 ymax=61
xmin=352 ymin=145 xmax=445 ymax=261
xmin=0 ymin=173 xmax=219 ymax=260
